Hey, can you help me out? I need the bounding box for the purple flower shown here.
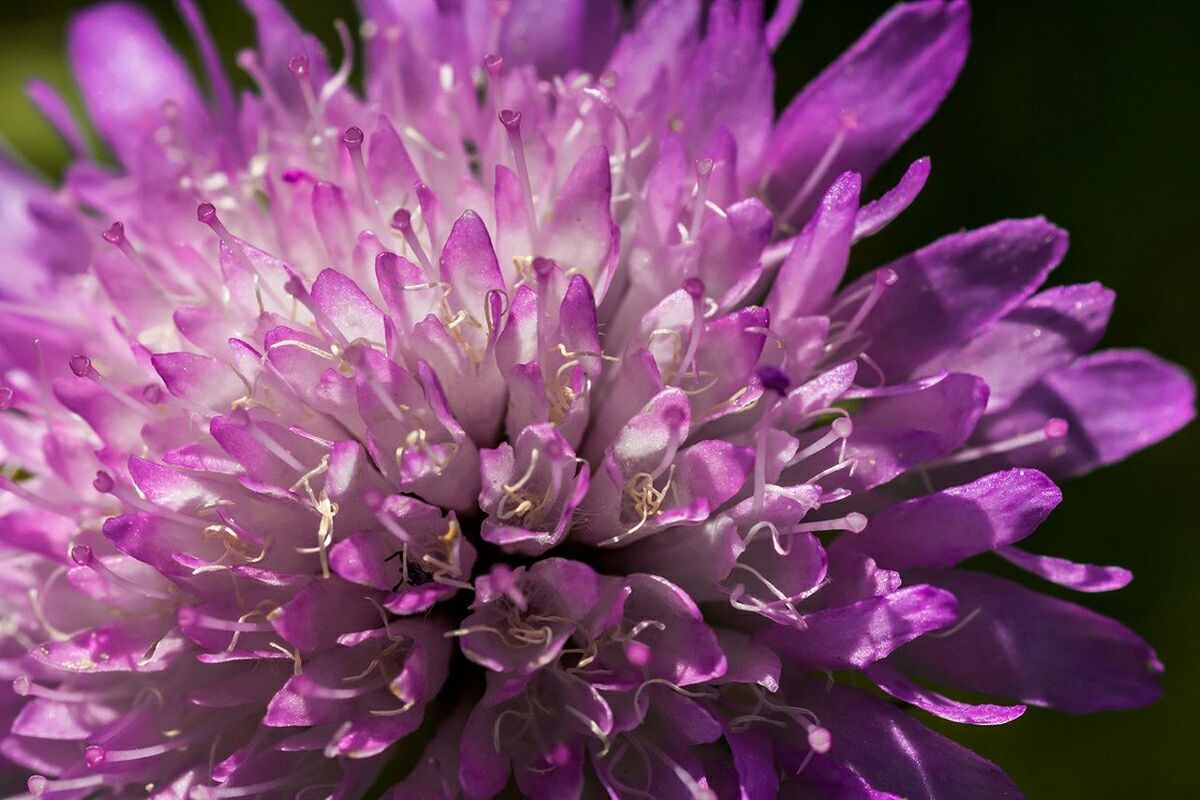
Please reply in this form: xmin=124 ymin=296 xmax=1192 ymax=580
xmin=0 ymin=1 xmax=1191 ymax=798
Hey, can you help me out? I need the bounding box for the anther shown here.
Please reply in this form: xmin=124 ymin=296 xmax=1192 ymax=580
xmin=484 ymin=53 xmax=503 ymax=77
xmin=70 ymin=355 xmax=98 ymax=379
xmin=101 ymin=221 xmax=125 ymax=246
xmin=391 ymin=209 xmax=435 ymax=277
xmin=287 ymin=55 xmax=309 ymax=77
xmin=756 ymin=366 xmax=791 ymax=397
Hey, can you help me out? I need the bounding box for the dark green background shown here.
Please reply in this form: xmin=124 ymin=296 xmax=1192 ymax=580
xmin=0 ymin=1 xmax=1195 ymax=796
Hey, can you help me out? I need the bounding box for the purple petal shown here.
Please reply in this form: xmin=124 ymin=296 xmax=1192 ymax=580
xmin=788 ymin=677 xmax=1024 ymax=799
xmin=765 ymin=0 xmax=969 ymax=223
xmin=866 ymin=660 xmax=1027 ymax=725
xmin=838 ymin=468 xmax=1061 ymax=569
xmin=974 ymin=348 xmax=1196 ymax=477
xmin=853 ymin=156 xmax=931 ymax=241
xmin=500 ymin=0 xmax=620 ymax=77
xmin=759 ymin=584 xmax=957 ymax=670
xmin=843 ymin=218 xmax=1068 ymax=381
xmin=895 ymin=570 xmax=1163 ymax=712
xmin=998 ymin=546 xmax=1133 ymax=593
xmin=540 ymin=145 xmax=619 ymax=301
xmin=68 ymin=2 xmax=207 ymax=164
xmin=680 ymin=0 xmax=773 ymax=177
xmin=940 ymin=282 xmax=1115 ymax=410
xmin=768 ymin=171 xmax=861 ymax=320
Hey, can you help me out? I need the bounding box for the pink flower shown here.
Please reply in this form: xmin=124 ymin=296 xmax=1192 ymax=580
xmin=0 ymin=1 xmax=1191 ymax=798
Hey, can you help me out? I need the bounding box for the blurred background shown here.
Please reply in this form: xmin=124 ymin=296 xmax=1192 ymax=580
xmin=0 ymin=1 xmax=1195 ymax=796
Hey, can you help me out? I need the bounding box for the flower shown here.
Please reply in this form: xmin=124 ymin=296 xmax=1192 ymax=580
xmin=0 ymin=0 xmax=1192 ymax=797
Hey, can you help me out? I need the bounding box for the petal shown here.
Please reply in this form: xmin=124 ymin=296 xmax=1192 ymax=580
xmin=997 ymin=546 xmax=1133 ymax=593
xmin=68 ymin=2 xmax=207 ymax=163
xmin=974 ymin=349 xmax=1195 ymax=477
xmin=865 ymin=660 xmax=1027 ymax=725
xmin=540 ymin=145 xmax=619 ymax=301
xmin=896 ymin=570 xmax=1163 ymax=712
xmin=680 ymin=0 xmax=773 ymax=176
xmin=940 ymin=282 xmax=1115 ymax=410
xmin=844 ymin=218 xmax=1068 ymax=381
xmin=765 ymin=0 xmax=969 ymax=223
xmin=440 ymin=210 xmax=505 ymax=320
xmin=767 ymin=171 xmax=861 ymax=320
xmin=789 ymin=677 xmax=1024 ymax=799
xmin=500 ymin=0 xmax=620 ymax=77
xmin=837 ymin=468 xmax=1061 ymax=569
xmin=759 ymin=584 xmax=957 ymax=670
xmin=607 ymin=0 xmax=701 ymax=112
xmin=853 ymin=156 xmax=931 ymax=241
xmin=151 ymin=352 xmax=243 ymax=410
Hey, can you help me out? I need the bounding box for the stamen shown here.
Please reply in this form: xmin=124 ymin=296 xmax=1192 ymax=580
xmin=689 ymin=158 xmax=714 ymax=239
xmin=791 ymin=512 xmax=868 ymax=534
xmin=12 ymin=675 xmax=123 ymax=703
xmin=28 ymin=774 xmax=108 ymax=797
xmin=533 ymin=257 xmax=556 ymax=360
xmin=342 ymin=126 xmax=380 ymax=221
xmin=671 ymin=278 xmax=707 ymax=386
xmin=752 ymin=366 xmax=791 ymax=516
xmin=390 ymin=209 xmax=435 ymax=277
xmin=499 ymin=109 xmax=540 ymax=249
xmin=780 ymin=112 xmax=856 ymax=223
xmin=415 ymin=182 xmax=440 ymax=255
xmin=71 ymin=544 xmax=175 ymax=602
xmin=931 ymin=418 xmax=1070 ymax=467
xmin=281 ymin=269 xmax=353 ymax=351
xmin=288 ymin=55 xmax=323 ymax=131
xmin=85 ymin=728 xmax=210 ymax=766
xmin=197 ymin=203 xmax=287 ymax=309
xmin=319 ymin=20 xmax=356 ymax=105
xmin=102 ymin=222 xmax=186 ymax=300
xmin=792 ymin=417 xmax=853 ymax=464
xmin=842 ymin=268 xmax=898 ymax=340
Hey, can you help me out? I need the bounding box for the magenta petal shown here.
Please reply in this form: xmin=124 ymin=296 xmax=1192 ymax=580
xmin=839 ymin=468 xmax=1061 ymax=569
xmin=68 ymin=2 xmax=207 ymax=164
xmin=998 ymin=546 xmax=1133 ymax=593
xmin=896 ymin=570 xmax=1163 ymax=712
xmin=759 ymin=584 xmax=958 ymax=670
xmin=768 ymin=171 xmax=861 ymax=320
xmin=842 ymin=218 xmax=1068 ymax=381
xmin=866 ymin=660 xmax=1027 ymax=725
xmin=791 ymin=677 xmax=1024 ymax=799
xmin=975 ymin=348 xmax=1196 ymax=477
xmin=765 ymin=0 xmax=969 ymax=222
xmin=853 ymin=156 xmax=931 ymax=241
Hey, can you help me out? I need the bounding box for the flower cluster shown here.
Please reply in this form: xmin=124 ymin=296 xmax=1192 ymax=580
xmin=0 ymin=1 xmax=1192 ymax=798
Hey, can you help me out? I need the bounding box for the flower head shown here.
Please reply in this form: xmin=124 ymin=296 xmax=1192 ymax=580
xmin=0 ymin=1 xmax=1192 ymax=798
